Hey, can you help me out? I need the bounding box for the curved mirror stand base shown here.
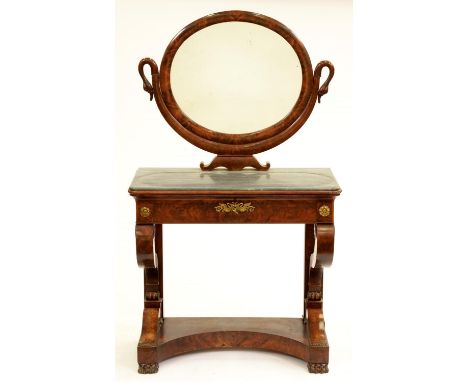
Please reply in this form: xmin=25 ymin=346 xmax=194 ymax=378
xmin=200 ymin=155 xmax=270 ymax=171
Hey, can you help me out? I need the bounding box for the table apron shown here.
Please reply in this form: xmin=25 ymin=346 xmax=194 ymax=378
xmin=135 ymin=198 xmax=334 ymax=224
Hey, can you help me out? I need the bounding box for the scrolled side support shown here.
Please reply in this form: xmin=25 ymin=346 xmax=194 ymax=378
xmin=136 ymin=224 xmax=155 ymax=268
xmin=316 ymin=223 xmax=335 ymax=267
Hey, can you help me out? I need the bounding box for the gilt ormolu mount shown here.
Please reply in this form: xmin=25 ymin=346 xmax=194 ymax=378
xmin=138 ymin=10 xmax=334 ymax=171
xmin=130 ymin=10 xmax=341 ymax=374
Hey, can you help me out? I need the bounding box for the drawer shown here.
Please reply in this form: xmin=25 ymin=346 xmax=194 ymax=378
xmin=136 ymin=198 xmax=334 ymax=224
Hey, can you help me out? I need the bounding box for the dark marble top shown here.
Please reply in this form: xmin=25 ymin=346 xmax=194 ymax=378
xmin=129 ymin=168 xmax=340 ymax=191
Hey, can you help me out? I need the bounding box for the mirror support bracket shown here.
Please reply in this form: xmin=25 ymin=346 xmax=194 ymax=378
xmin=200 ymin=155 xmax=270 ymax=171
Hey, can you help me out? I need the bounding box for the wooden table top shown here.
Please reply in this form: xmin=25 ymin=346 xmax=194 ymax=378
xmin=129 ymin=168 xmax=341 ymax=192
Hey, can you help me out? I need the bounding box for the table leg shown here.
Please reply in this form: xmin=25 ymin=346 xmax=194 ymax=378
xmin=303 ymin=224 xmax=315 ymax=321
xmin=304 ymin=224 xmax=333 ymax=373
xmin=155 ymin=224 xmax=163 ymax=320
xmin=135 ymin=224 xmax=163 ymax=373
xmin=306 ymin=279 xmax=328 ymax=374
xmin=138 ymin=307 xmax=160 ymax=374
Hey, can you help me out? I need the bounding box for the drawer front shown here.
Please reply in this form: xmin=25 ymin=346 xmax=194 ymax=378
xmin=136 ymin=199 xmax=334 ymax=224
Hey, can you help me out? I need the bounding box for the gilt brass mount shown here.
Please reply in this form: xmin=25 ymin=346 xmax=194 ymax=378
xmin=215 ymin=202 xmax=255 ymax=214
xmin=319 ymin=205 xmax=330 ymax=217
xmin=140 ymin=206 xmax=151 ymax=217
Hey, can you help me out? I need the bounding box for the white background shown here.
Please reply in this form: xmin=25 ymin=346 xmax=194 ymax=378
xmin=1 ymin=1 xmax=468 ymax=381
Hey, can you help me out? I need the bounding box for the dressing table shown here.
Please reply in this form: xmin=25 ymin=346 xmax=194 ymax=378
xmin=129 ymin=10 xmax=341 ymax=374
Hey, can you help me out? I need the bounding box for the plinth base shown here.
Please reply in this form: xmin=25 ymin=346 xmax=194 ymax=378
xmin=138 ymin=317 xmax=329 ymax=372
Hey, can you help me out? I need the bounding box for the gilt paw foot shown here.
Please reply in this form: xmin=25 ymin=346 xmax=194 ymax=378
xmin=308 ymin=362 xmax=328 ymax=373
xmin=138 ymin=363 xmax=159 ymax=374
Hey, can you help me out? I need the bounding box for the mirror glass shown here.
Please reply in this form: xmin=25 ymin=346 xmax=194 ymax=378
xmin=170 ymin=22 xmax=302 ymax=134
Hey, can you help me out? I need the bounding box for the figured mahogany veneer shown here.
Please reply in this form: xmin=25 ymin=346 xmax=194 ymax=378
xmin=157 ymin=318 xmax=310 ymax=362
xmin=129 ymin=168 xmax=340 ymax=373
xmin=135 ymin=197 xmax=334 ymax=224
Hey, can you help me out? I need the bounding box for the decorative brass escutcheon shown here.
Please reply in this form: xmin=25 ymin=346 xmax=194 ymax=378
xmin=140 ymin=206 xmax=151 ymax=217
xmin=319 ymin=205 xmax=331 ymax=217
xmin=215 ymin=202 xmax=255 ymax=214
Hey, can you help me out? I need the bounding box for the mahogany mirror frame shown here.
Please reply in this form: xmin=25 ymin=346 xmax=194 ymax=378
xmin=138 ymin=10 xmax=334 ymax=170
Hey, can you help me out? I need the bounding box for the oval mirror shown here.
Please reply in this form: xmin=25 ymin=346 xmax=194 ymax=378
xmin=170 ymin=21 xmax=302 ymax=135
xmin=138 ymin=11 xmax=334 ymax=170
